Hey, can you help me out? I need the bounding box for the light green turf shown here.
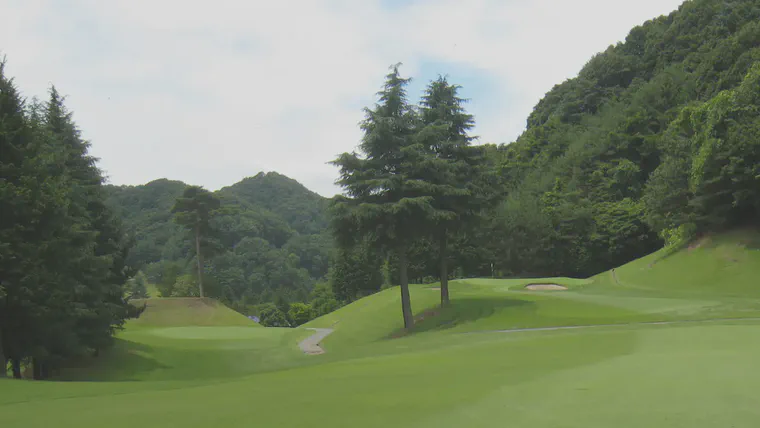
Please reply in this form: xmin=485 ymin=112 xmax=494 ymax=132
xmin=2 ymin=230 xmax=760 ymax=427
xmin=128 ymin=297 xmax=260 ymax=328
xmin=144 ymin=282 xmax=160 ymax=298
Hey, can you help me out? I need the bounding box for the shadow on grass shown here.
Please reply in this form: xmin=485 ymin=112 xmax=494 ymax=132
xmin=57 ymin=338 xmax=170 ymax=382
xmin=388 ymin=297 xmax=534 ymax=338
xmin=742 ymin=234 xmax=760 ymax=250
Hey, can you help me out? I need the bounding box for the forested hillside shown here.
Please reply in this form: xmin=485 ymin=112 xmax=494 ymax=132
xmin=479 ymin=0 xmax=760 ymax=278
xmin=104 ymin=172 xmax=333 ymax=314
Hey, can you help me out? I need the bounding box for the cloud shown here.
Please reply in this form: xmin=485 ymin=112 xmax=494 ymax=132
xmin=1 ymin=0 xmax=685 ymax=196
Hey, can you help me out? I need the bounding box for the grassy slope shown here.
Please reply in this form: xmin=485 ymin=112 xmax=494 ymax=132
xmin=2 ymin=230 xmax=760 ymax=427
xmin=56 ymin=298 xmax=311 ymax=382
xmin=128 ymin=297 xmax=259 ymax=328
xmin=594 ymin=229 xmax=760 ymax=294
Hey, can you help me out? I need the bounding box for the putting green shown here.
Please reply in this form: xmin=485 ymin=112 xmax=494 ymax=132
xmin=149 ymin=326 xmax=266 ymax=340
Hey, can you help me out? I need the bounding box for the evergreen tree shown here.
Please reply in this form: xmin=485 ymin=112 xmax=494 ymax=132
xmin=171 ymin=186 xmax=221 ymax=298
xmin=128 ymin=271 xmax=150 ymax=299
xmin=328 ymin=240 xmax=383 ymax=303
xmin=0 ymin=59 xmax=35 ymax=378
xmin=41 ymin=86 xmax=137 ymax=373
xmin=1 ymin=64 xmax=139 ymax=379
xmin=331 ymin=63 xmax=432 ymax=329
xmin=417 ymin=76 xmax=484 ymax=306
xmin=0 ymin=64 xmax=76 ymax=378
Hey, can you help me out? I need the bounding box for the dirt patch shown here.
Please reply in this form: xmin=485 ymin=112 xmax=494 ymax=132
xmin=415 ymin=308 xmax=440 ymax=322
xmin=688 ymin=235 xmax=712 ymax=252
xmin=428 ymin=287 xmax=441 ymax=290
xmin=524 ymin=283 xmax=568 ymax=291
xmin=388 ymin=309 xmax=442 ymax=339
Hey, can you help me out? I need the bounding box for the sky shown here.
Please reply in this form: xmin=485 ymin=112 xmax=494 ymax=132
xmin=1 ymin=0 xmax=686 ymax=197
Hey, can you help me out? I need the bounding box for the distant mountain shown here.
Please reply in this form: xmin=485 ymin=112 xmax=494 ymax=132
xmin=104 ymin=172 xmax=333 ymax=305
xmin=217 ymin=172 xmax=328 ymax=235
xmin=105 ymin=179 xmax=190 ymax=268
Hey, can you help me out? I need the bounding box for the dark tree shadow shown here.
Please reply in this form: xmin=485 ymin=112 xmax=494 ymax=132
xmin=387 ymin=297 xmax=534 ymax=338
xmin=56 ymin=339 xmax=170 ymax=382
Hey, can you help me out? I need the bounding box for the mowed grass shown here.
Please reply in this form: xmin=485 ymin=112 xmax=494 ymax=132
xmin=2 ymin=229 xmax=760 ymax=427
xmin=128 ymin=297 xmax=259 ymax=328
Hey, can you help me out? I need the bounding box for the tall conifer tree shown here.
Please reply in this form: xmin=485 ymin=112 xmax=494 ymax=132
xmin=331 ymin=64 xmax=434 ymax=329
xmin=171 ymin=186 xmax=221 ymax=298
xmin=417 ymin=76 xmax=483 ymax=306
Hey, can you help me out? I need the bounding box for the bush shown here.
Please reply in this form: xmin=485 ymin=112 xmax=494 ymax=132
xmin=258 ymin=303 xmax=290 ymax=327
xmin=127 ymin=271 xmax=149 ymax=299
xmin=288 ymin=303 xmax=315 ymax=327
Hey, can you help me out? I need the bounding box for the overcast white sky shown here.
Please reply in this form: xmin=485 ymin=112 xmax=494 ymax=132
xmin=1 ymin=0 xmax=686 ymax=196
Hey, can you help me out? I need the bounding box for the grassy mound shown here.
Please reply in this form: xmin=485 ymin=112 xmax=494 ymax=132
xmin=594 ymin=228 xmax=760 ymax=296
xmin=50 ymin=298 xmax=296 ymax=382
xmin=128 ymin=297 xmax=259 ymax=328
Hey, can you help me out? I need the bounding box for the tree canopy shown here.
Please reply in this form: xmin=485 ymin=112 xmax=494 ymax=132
xmin=0 ymin=61 xmax=141 ymax=379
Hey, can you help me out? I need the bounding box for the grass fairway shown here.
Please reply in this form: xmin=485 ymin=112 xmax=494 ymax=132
xmin=2 ymin=230 xmax=760 ymax=427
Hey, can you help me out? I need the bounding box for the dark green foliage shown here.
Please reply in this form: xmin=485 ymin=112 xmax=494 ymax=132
xmin=171 ymin=186 xmax=221 ymax=298
xmin=417 ymin=75 xmax=486 ymax=305
xmin=127 ymin=272 xmax=150 ymax=300
xmin=288 ymin=302 xmax=315 ymax=327
xmin=310 ymin=282 xmax=340 ymax=317
xmin=330 ymin=64 xmax=432 ymax=329
xmin=257 ymin=303 xmax=290 ymax=327
xmin=328 ymin=240 xmax=384 ymax=303
xmin=105 ymin=172 xmax=331 ymax=313
xmin=105 ymin=179 xmax=188 ymax=268
xmin=0 ymin=60 xmax=139 ymax=379
xmin=218 ymin=172 xmax=328 ymax=235
xmin=487 ymin=0 xmax=760 ymax=277
xmin=644 ymin=64 xmax=760 ymax=238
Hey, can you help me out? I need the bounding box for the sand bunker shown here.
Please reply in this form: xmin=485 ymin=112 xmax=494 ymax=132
xmin=525 ymin=283 xmax=568 ymax=291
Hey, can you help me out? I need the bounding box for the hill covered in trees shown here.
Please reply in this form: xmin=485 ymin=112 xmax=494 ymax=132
xmin=104 ymin=172 xmax=334 ymax=315
xmin=479 ymin=0 xmax=760 ymax=278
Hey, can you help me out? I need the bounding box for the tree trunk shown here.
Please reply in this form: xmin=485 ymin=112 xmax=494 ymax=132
xmin=41 ymin=362 xmax=50 ymax=380
xmin=0 ymin=329 xmax=5 ymax=378
xmin=398 ymin=245 xmax=414 ymax=330
xmin=439 ymin=232 xmax=450 ymax=307
xmin=32 ymin=358 xmax=41 ymax=380
xmin=195 ymin=225 xmax=205 ymax=298
xmin=11 ymin=358 xmax=21 ymax=379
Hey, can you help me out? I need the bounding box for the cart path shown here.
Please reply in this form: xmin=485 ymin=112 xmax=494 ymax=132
xmin=299 ymin=328 xmax=334 ymax=355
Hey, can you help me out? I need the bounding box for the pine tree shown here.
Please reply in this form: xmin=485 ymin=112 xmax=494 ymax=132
xmin=41 ymin=86 xmax=137 ymax=373
xmin=0 ymin=64 xmax=74 ymax=378
xmin=0 ymin=59 xmax=28 ymax=377
xmin=417 ymin=76 xmax=483 ymax=306
xmin=171 ymin=186 xmax=221 ymax=298
xmin=0 ymin=61 xmax=138 ymax=379
xmin=330 ymin=64 xmax=433 ymax=329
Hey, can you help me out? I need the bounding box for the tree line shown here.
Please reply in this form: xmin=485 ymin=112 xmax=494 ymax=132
xmin=0 ymin=60 xmax=143 ymax=379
